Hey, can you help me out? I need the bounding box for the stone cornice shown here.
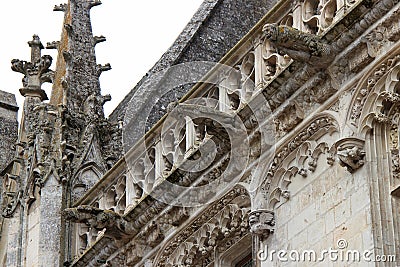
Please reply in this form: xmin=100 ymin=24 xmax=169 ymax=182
xmin=0 ymin=101 xmax=19 ymax=112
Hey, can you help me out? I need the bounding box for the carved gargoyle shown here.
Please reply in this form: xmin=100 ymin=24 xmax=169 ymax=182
xmin=337 ymin=145 xmax=366 ymax=173
xmin=263 ymin=23 xmax=333 ymax=67
xmin=249 ymin=210 xmax=275 ymax=240
xmin=63 ymin=205 xmax=136 ymax=239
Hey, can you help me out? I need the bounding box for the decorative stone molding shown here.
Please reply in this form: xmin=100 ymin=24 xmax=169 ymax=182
xmin=263 ymin=140 xmax=337 ymax=211
xmin=267 ymin=116 xmax=338 ymax=179
xmin=362 ymin=26 xmax=392 ymax=58
xmin=334 ymin=137 xmax=366 ymax=173
xmin=159 ymin=203 xmax=250 ymax=267
xmin=390 ymin=111 xmax=400 ymax=180
xmin=249 ymin=209 xmax=275 ymax=239
xmin=349 ymin=55 xmax=400 ymax=126
xmin=274 ymin=101 xmax=304 ymax=137
xmin=67 ymin=0 xmax=400 ymax=266
xmin=153 ymin=188 xmax=248 ymax=267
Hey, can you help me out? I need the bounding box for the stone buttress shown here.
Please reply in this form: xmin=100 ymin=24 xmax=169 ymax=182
xmin=0 ymin=0 xmax=121 ymax=266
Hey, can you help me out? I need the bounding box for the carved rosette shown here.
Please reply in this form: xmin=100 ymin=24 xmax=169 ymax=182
xmin=249 ymin=209 xmax=275 ymax=239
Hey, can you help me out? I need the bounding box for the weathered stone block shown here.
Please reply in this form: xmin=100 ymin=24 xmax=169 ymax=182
xmin=0 ymin=90 xmax=18 ymax=173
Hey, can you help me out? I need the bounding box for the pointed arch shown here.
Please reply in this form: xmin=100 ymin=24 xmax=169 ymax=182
xmin=345 ymin=45 xmax=400 ymax=262
xmin=152 ymin=186 xmax=251 ymax=267
xmin=71 ymin=162 xmax=104 ymax=204
xmin=248 ymin=112 xmax=340 ymax=211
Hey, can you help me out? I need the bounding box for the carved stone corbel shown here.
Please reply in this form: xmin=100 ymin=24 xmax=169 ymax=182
xmin=334 ymin=137 xmax=366 ymax=173
xmin=249 ymin=209 xmax=275 ymax=239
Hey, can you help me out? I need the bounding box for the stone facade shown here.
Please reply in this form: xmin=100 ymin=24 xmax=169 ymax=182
xmin=1 ymin=0 xmax=400 ymax=267
xmin=0 ymin=90 xmax=18 ymax=266
xmin=0 ymin=91 xmax=18 ymax=172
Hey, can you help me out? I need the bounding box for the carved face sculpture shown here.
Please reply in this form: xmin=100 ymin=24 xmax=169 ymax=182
xmin=263 ymin=24 xmax=279 ymax=42
xmin=94 ymin=211 xmax=115 ymax=229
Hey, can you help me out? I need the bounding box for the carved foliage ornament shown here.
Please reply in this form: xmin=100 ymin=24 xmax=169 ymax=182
xmin=11 ymin=35 xmax=54 ymax=91
xmin=350 ymin=55 xmax=400 ymax=125
xmin=258 ymin=118 xmax=366 ymax=213
xmin=162 ymin=204 xmax=250 ymax=267
xmin=155 ymin=188 xmax=248 ymax=267
xmin=267 ymin=116 xmax=337 ymax=178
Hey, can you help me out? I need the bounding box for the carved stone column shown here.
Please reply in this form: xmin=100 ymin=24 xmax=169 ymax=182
xmin=249 ymin=210 xmax=275 ymax=267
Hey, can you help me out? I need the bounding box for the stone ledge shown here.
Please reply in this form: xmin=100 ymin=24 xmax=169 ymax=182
xmin=0 ymin=90 xmax=18 ymax=113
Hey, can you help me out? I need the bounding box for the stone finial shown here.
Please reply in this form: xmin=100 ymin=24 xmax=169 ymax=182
xmin=28 ymin=34 xmax=44 ymax=63
xmin=11 ymin=35 xmax=54 ymax=100
xmin=249 ymin=210 xmax=275 ymax=239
